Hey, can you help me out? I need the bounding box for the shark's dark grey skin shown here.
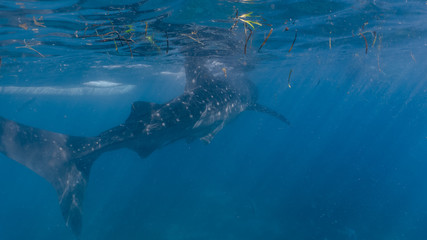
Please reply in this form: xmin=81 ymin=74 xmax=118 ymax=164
xmin=0 ymin=40 xmax=289 ymax=237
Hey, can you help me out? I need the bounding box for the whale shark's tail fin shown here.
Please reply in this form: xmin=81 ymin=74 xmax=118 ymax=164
xmin=0 ymin=116 xmax=99 ymax=236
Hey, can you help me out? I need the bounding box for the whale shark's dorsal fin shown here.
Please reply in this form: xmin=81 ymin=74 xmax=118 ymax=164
xmin=125 ymin=101 xmax=163 ymax=158
xmin=126 ymin=101 xmax=163 ymax=123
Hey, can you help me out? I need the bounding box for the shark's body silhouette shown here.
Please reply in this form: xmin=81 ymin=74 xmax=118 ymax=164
xmin=0 ymin=46 xmax=288 ymax=237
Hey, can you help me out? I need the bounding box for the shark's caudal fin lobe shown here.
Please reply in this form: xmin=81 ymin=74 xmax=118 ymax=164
xmin=0 ymin=116 xmax=98 ymax=236
xmin=247 ymin=103 xmax=291 ymax=125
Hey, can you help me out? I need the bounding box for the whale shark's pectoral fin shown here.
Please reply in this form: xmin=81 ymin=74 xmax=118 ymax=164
xmin=200 ymin=122 xmax=225 ymax=144
xmin=57 ymin=162 xmax=91 ymax=237
xmin=126 ymin=101 xmax=163 ymax=123
xmin=247 ymin=103 xmax=291 ymax=125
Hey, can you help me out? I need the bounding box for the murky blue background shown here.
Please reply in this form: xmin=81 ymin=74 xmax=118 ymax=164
xmin=1 ymin=0 xmax=426 ymax=239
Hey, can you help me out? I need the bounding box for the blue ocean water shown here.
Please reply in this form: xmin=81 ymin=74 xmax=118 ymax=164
xmin=0 ymin=0 xmax=426 ymax=239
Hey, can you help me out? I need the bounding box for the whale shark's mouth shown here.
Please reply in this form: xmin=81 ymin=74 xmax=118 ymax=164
xmin=0 ymin=81 xmax=135 ymax=96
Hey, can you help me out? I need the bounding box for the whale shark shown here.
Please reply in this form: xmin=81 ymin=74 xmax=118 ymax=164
xmin=0 ymin=33 xmax=289 ymax=237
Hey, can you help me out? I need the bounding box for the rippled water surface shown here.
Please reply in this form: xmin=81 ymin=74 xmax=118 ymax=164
xmin=0 ymin=1 xmax=426 ymax=240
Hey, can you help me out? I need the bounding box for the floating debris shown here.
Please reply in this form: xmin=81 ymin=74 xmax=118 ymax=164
xmin=230 ymin=9 xmax=239 ymax=30
xmin=244 ymin=27 xmax=252 ymax=54
xmin=33 ymin=16 xmax=46 ymax=28
xmin=19 ymin=23 xmax=28 ymax=30
xmin=362 ymin=21 xmax=369 ymax=30
xmin=222 ymin=68 xmax=227 ymax=78
xmin=95 ymin=28 xmax=136 ymax=57
xmin=288 ymin=30 xmax=297 ymax=53
xmin=329 ymin=37 xmax=332 ymax=49
xmin=287 ymin=69 xmax=293 ymax=88
xmin=258 ymin=28 xmax=273 ymax=52
xmin=238 ymin=12 xmax=262 ymax=29
xmin=145 ymin=22 xmax=148 ymax=36
xmin=283 ymin=18 xmax=293 ymax=32
xmin=231 ymin=11 xmax=262 ymax=30
xmin=359 ymin=32 xmax=368 ymax=54
xmin=16 ymin=39 xmax=45 ymax=57
xmin=145 ymin=35 xmax=161 ymax=52
xmin=125 ymin=25 xmax=135 ymax=33
xmin=181 ymin=33 xmax=203 ymax=45
xmin=372 ymin=31 xmax=377 ymax=47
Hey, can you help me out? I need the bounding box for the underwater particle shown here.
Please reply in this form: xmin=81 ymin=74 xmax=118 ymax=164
xmin=283 ymin=19 xmax=290 ymax=32
xmin=258 ymin=28 xmax=273 ymax=52
xmin=288 ymin=30 xmax=297 ymax=53
xmin=165 ymin=31 xmax=169 ymax=54
xmin=376 ymin=34 xmax=383 ymax=72
xmin=410 ymin=51 xmax=416 ymax=62
xmin=372 ymin=31 xmax=377 ymax=47
xmin=287 ymin=69 xmax=293 ymax=88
